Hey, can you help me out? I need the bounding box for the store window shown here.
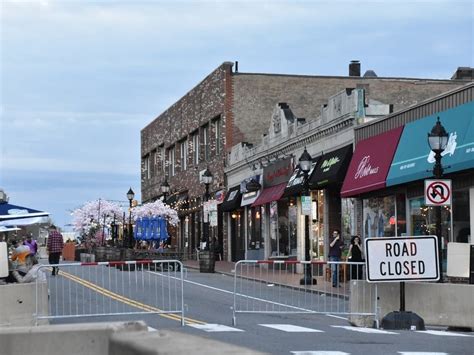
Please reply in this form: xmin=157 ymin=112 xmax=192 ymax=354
xmin=311 ymin=190 xmax=324 ymax=259
xmin=453 ymin=189 xmax=470 ymax=243
xmin=247 ymin=207 xmax=263 ymax=250
xmin=268 ymin=198 xmax=296 ymax=257
xmin=363 ymin=195 xmax=405 ymax=239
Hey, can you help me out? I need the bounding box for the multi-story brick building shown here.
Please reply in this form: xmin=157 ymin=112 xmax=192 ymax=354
xmin=140 ymin=61 xmax=468 ymax=261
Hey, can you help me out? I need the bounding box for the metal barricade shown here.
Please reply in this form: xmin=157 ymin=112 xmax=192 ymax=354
xmin=232 ymin=260 xmax=377 ymax=326
xmin=35 ymin=259 xmax=184 ymax=326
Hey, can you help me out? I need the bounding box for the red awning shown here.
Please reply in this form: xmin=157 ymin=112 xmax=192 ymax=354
xmin=341 ymin=126 xmax=403 ymax=197
xmin=251 ymin=183 xmax=287 ymax=207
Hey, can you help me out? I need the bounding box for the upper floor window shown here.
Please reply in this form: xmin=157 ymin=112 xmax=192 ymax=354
xmin=150 ymin=149 xmax=157 ymax=178
xmin=180 ymin=139 xmax=188 ymax=171
xmin=192 ymin=130 xmax=199 ymax=165
xmin=160 ymin=145 xmax=165 ymax=174
xmin=143 ymin=155 xmax=151 ymax=180
xmin=213 ymin=117 xmax=222 ymax=155
xmin=168 ymin=146 xmax=175 ymax=177
xmin=203 ymin=124 xmax=210 ymax=161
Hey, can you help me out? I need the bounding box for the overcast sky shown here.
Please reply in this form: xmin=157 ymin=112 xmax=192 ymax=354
xmin=0 ymin=0 xmax=472 ymax=231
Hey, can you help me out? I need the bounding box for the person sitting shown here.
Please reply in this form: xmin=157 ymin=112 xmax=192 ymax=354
xmin=23 ymin=233 xmax=38 ymax=256
xmin=11 ymin=238 xmax=32 ymax=275
xmin=12 ymin=255 xmax=46 ymax=283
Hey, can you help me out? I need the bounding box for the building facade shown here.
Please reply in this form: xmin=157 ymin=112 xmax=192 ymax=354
xmin=141 ymin=61 xmax=468 ymax=261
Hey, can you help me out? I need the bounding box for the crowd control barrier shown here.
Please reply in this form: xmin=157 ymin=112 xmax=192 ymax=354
xmin=35 ymin=259 xmax=184 ymax=326
xmin=232 ymin=259 xmax=377 ymax=326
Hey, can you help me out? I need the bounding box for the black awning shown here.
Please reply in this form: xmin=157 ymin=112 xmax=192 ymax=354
xmin=165 ymin=194 xmax=178 ymax=205
xmin=309 ymin=144 xmax=353 ymax=189
xmin=220 ymin=186 xmax=242 ymax=212
xmin=282 ymin=158 xmax=319 ymax=197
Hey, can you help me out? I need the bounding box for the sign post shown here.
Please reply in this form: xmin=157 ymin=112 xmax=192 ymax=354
xmin=365 ymin=236 xmax=439 ymax=330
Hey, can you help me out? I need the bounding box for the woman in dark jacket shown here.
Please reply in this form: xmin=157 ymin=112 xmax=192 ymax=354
xmin=347 ymin=235 xmax=364 ymax=280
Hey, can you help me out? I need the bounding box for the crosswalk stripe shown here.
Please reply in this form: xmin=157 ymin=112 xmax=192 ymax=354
xmin=416 ymin=330 xmax=474 ymax=337
xmin=188 ymin=324 xmax=244 ymax=332
xmin=331 ymin=325 xmax=398 ymax=334
xmin=259 ymin=324 xmax=323 ymax=333
xmin=398 ymin=352 xmax=448 ymax=355
xmin=291 ymin=352 xmax=349 ymax=355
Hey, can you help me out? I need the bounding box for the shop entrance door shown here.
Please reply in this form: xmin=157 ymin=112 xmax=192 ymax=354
xmin=231 ymin=211 xmax=245 ymax=261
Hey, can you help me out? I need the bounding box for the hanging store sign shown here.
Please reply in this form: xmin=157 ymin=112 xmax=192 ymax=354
xmin=263 ymin=158 xmax=293 ymax=187
xmin=365 ymin=236 xmax=439 ymax=283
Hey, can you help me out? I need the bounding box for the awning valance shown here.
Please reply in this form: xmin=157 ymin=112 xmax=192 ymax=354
xmin=251 ymin=183 xmax=287 ymax=207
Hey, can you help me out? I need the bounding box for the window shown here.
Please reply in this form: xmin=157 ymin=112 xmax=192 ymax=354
xmin=180 ymin=139 xmax=188 ymax=171
xmin=168 ymin=146 xmax=175 ymax=177
xmin=192 ymin=131 xmax=199 ymax=165
xmin=213 ymin=117 xmax=222 ymax=155
xmin=143 ymin=155 xmax=151 ymax=180
xmin=160 ymin=145 xmax=165 ymax=174
xmin=150 ymin=149 xmax=157 ymax=178
xmin=203 ymin=124 xmax=210 ymax=161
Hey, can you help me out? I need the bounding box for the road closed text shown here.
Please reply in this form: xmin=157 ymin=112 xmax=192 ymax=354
xmin=365 ymin=236 xmax=439 ymax=282
xmin=380 ymin=242 xmax=426 ymax=276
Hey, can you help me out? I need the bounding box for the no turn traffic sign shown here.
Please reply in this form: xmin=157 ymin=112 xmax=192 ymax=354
xmin=424 ymin=179 xmax=451 ymax=206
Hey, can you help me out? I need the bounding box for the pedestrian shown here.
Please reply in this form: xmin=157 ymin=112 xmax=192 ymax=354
xmin=23 ymin=233 xmax=38 ymax=256
xmin=12 ymin=255 xmax=46 ymax=284
xmin=347 ymin=235 xmax=364 ymax=280
xmin=47 ymin=225 xmax=64 ymax=276
xmin=328 ymin=229 xmax=344 ymax=287
xmin=11 ymin=238 xmax=32 ymax=275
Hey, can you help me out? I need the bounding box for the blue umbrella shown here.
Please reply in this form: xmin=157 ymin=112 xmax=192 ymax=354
xmin=0 ymin=202 xmax=49 ymax=224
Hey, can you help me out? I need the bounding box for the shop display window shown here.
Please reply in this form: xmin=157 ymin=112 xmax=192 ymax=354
xmin=268 ymin=198 xmax=297 ymax=257
xmin=311 ymin=190 xmax=324 ymax=259
xmin=247 ymin=207 xmax=263 ymax=250
xmin=363 ymin=195 xmax=406 ymax=238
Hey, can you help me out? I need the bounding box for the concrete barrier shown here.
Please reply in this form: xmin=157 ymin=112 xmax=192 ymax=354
xmin=109 ymin=329 xmax=268 ymax=355
xmin=349 ymin=281 xmax=474 ymax=329
xmin=0 ymin=321 xmax=148 ymax=355
xmin=0 ymin=282 xmax=48 ymax=327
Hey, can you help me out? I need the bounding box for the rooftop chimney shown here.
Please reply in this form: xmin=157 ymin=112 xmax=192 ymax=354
xmin=349 ymin=60 xmax=361 ymax=77
xmin=451 ymin=67 xmax=473 ymax=80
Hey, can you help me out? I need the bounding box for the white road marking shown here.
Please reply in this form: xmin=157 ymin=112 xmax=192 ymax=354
xmin=260 ymin=324 xmax=323 ymax=332
xmin=291 ymin=352 xmax=349 ymax=355
xmin=188 ymin=323 xmax=244 ymax=332
xmin=417 ymin=330 xmax=474 ymax=337
xmin=147 ymin=326 xmax=157 ymax=332
xmin=398 ymin=352 xmax=448 ymax=355
xmin=331 ymin=325 xmax=398 ymax=334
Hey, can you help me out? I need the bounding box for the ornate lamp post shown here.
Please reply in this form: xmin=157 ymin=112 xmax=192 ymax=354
xmin=299 ymin=148 xmax=316 ymax=285
xmin=126 ymin=187 xmax=135 ymax=249
xmin=428 ymin=116 xmax=449 ymax=283
xmin=161 ymin=179 xmax=170 ymax=204
xmin=201 ymin=168 xmax=213 ymax=250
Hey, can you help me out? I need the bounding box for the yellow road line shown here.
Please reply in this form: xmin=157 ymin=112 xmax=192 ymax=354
xmin=48 ymin=267 xmax=206 ymax=325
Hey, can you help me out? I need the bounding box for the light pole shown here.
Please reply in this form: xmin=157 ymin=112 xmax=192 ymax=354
xmin=201 ymin=168 xmax=213 ymax=251
xmin=126 ymin=187 xmax=135 ymax=249
xmin=161 ymin=179 xmax=170 ymax=204
xmin=428 ymin=116 xmax=449 ymax=283
xmin=299 ymin=148 xmax=316 ymax=285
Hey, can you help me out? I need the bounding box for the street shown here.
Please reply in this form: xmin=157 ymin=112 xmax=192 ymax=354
xmin=47 ymin=266 xmax=474 ymax=355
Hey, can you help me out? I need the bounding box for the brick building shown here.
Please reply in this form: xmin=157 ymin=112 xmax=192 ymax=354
xmin=140 ymin=61 xmax=468 ymax=261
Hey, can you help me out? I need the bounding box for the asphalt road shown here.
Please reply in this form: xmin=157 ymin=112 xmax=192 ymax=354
xmin=45 ymin=264 xmax=474 ymax=355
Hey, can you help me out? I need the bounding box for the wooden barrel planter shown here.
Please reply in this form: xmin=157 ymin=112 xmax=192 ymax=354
xmin=199 ymin=250 xmax=215 ymax=273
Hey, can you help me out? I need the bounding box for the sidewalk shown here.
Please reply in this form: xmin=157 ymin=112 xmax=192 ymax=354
xmin=183 ymin=259 xmax=350 ymax=297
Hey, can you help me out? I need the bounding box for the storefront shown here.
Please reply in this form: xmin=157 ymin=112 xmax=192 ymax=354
xmin=220 ymin=185 xmax=243 ymax=261
xmin=252 ymin=158 xmax=293 ymax=259
xmin=342 ymin=88 xmax=474 ymax=276
xmin=308 ymin=144 xmax=353 ymax=258
xmin=341 ymin=127 xmax=407 ymax=240
xmin=240 ymin=176 xmax=263 ymax=260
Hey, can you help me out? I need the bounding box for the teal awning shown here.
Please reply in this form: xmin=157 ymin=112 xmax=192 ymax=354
xmin=386 ymin=101 xmax=474 ymax=187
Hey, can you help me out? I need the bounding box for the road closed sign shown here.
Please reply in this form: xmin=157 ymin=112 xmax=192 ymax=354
xmin=365 ymin=236 xmax=439 ymax=283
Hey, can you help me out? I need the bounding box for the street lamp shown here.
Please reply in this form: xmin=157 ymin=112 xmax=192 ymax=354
xmin=299 ymin=148 xmax=316 ymax=285
xmin=201 ymin=168 xmax=213 ymax=250
xmin=161 ymin=179 xmax=170 ymax=204
xmin=126 ymin=187 xmax=135 ymax=249
xmin=428 ymin=116 xmax=449 ymax=283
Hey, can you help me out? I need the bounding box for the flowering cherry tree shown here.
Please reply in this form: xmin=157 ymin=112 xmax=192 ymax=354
xmin=71 ymin=199 xmax=124 ymax=249
xmin=132 ymin=200 xmax=179 ymax=226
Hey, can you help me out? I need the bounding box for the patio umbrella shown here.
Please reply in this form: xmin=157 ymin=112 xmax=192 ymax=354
xmin=0 ymin=202 xmax=49 ymax=226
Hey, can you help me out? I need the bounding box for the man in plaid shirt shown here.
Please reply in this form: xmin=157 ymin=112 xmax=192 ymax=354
xmin=47 ymin=225 xmax=64 ymax=276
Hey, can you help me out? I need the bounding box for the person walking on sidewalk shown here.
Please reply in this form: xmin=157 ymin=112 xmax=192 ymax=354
xmin=47 ymin=225 xmax=64 ymax=276
xmin=328 ymin=229 xmax=344 ymax=287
